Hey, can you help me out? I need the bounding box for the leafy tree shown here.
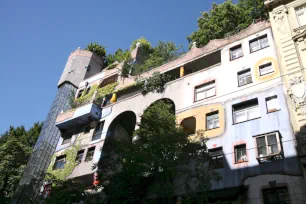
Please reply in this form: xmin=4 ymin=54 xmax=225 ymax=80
xmin=99 ymin=101 xmax=221 ymax=204
xmin=106 ymin=48 xmax=131 ymax=65
xmin=187 ymin=0 xmax=267 ymax=48
xmin=130 ymin=37 xmax=153 ymax=54
xmin=86 ymin=42 xmax=107 ymax=58
xmin=0 ymin=122 xmax=43 ymax=202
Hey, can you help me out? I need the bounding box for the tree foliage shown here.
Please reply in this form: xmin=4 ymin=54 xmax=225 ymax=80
xmin=86 ymin=42 xmax=107 ymax=58
xmin=106 ymin=48 xmax=131 ymax=65
xmin=0 ymin=122 xmax=43 ymax=202
xmin=187 ymin=0 xmax=268 ymax=48
xmin=98 ymin=101 xmax=221 ymax=203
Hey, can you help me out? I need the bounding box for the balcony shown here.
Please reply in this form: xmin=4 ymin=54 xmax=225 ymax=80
xmin=55 ymin=102 xmax=101 ymax=130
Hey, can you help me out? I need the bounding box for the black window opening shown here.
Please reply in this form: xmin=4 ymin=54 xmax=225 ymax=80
xmin=85 ymin=86 xmax=91 ymax=95
xmin=85 ymin=146 xmax=96 ymax=162
xmin=53 ymin=155 xmax=66 ymax=170
xmin=262 ymin=187 xmax=290 ymax=204
xmin=84 ymin=125 xmax=91 ymax=134
xmin=230 ymin=45 xmax=243 ymax=60
xmin=234 ymin=144 xmax=247 ymax=163
xmin=62 ymin=131 xmax=73 ymax=145
xmin=232 ymin=98 xmax=260 ymax=124
xmin=180 ymin=117 xmax=196 ymax=137
xmin=76 ymin=150 xmax=85 ymax=164
xmin=238 ymin=69 xmax=252 ymax=87
xmin=250 ymin=35 xmax=269 ymax=53
xmin=206 ymin=111 xmax=219 ymax=130
xmin=77 ymin=89 xmax=84 ymax=98
xmin=209 ymin=147 xmax=224 ymax=169
xmin=92 ymin=121 xmax=104 ymax=141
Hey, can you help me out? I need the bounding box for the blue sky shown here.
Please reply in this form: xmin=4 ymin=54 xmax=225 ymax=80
xmin=0 ymin=0 xmax=226 ymax=134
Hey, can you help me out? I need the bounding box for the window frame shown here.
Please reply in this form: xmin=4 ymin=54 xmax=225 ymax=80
xmin=296 ymin=4 xmax=306 ymax=27
xmin=76 ymin=89 xmax=84 ymax=98
xmin=92 ymin=121 xmax=104 ymax=141
xmin=255 ymin=131 xmax=282 ymax=159
xmin=194 ymin=80 xmax=216 ymax=102
xmin=61 ymin=131 xmax=73 ymax=145
xmin=85 ymin=146 xmax=96 ymax=162
xmin=262 ymin=186 xmax=291 ymax=204
xmin=249 ymin=35 xmax=269 ymax=53
xmin=76 ymin=149 xmax=85 ymax=164
xmin=266 ymin=95 xmax=280 ymax=113
xmin=259 ymin=62 xmax=274 ymax=76
xmin=232 ymin=99 xmax=260 ymax=124
xmin=237 ymin=69 xmax=253 ymax=87
xmin=229 ymin=44 xmax=243 ymax=61
xmin=234 ymin=144 xmax=248 ymax=163
xmin=53 ymin=155 xmax=66 ymax=170
xmin=206 ymin=111 xmax=220 ymax=130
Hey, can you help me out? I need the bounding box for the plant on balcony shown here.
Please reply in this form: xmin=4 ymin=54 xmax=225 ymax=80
xmin=86 ymin=42 xmax=107 ymax=58
xmin=141 ymin=72 xmax=172 ymax=95
xmin=94 ymin=82 xmax=119 ymax=105
xmin=46 ymin=145 xmax=80 ymax=182
xmin=114 ymin=81 xmax=145 ymax=97
xmin=106 ymin=48 xmax=131 ymax=65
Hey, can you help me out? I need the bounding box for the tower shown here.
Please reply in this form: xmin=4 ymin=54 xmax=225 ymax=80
xmin=12 ymin=48 xmax=103 ymax=203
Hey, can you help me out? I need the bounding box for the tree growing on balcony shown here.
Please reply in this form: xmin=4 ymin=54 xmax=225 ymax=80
xmin=86 ymin=42 xmax=107 ymax=58
xmin=98 ymin=101 xmax=221 ymax=204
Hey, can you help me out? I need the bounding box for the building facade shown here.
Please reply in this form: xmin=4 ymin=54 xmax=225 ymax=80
xmin=18 ymin=21 xmax=306 ymax=203
xmin=265 ymin=0 xmax=306 ymax=179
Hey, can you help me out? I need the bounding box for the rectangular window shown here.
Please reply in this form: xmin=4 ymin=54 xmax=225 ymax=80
xmin=84 ymin=125 xmax=91 ymax=133
xmin=53 ymin=155 xmax=66 ymax=170
xmin=296 ymin=5 xmax=306 ymax=27
xmin=266 ymin=96 xmax=279 ymax=113
xmin=209 ymin=147 xmax=224 ymax=169
xmin=92 ymin=121 xmax=104 ymax=141
xmin=250 ymin=35 xmax=269 ymax=52
xmin=195 ymin=81 xmax=216 ymax=101
xmin=256 ymin=132 xmax=281 ymax=158
xmin=235 ymin=144 xmax=247 ymax=163
xmin=238 ymin=69 xmax=252 ymax=86
xmin=233 ymin=99 xmax=260 ymax=124
xmin=206 ymin=111 xmax=219 ymax=130
xmin=230 ymin=45 xmax=243 ymax=60
xmin=263 ymin=187 xmax=290 ymax=204
xmin=76 ymin=150 xmax=84 ymax=163
xmin=259 ymin=62 xmax=274 ymax=76
xmin=85 ymin=86 xmax=91 ymax=95
xmin=77 ymin=89 xmax=84 ymax=98
xmin=85 ymin=146 xmax=96 ymax=162
xmin=62 ymin=131 xmax=73 ymax=145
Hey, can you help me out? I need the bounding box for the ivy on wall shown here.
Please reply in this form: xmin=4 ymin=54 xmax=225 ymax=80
xmin=46 ymin=145 xmax=80 ymax=182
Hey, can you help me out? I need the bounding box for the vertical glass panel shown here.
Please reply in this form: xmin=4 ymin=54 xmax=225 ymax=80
xmin=257 ymin=137 xmax=267 ymax=157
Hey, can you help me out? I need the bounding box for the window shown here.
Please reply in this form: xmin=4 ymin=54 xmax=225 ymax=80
xmin=235 ymin=144 xmax=247 ymax=163
xmin=62 ymin=131 xmax=73 ymax=145
xmin=296 ymin=5 xmax=306 ymax=27
xmin=77 ymin=89 xmax=84 ymax=98
xmin=256 ymin=132 xmax=282 ymax=158
xmin=195 ymin=81 xmax=216 ymax=101
xmin=259 ymin=63 xmax=274 ymax=76
xmin=250 ymin=35 xmax=269 ymax=52
xmin=180 ymin=117 xmax=196 ymax=136
xmin=230 ymin=45 xmax=243 ymax=60
xmin=233 ymin=99 xmax=260 ymax=124
xmin=92 ymin=121 xmax=104 ymax=141
xmin=85 ymin=147 xmax=96 ymax=162
xmin=206 ymin=111 xmax=219 ymax=130
xmin=85 ymin=86 xmax=91 ymax=95
xmin=53 ymin=155 xmax=66 ymax=170
xmin=76 ymin=150 xmax=84 ymax=163
xmin=238 ymin=69 xmax=252 ymax=87
xmin=209 ymin=147 xmax=224 ymax=169
xmin=262 ymin=187 xmax=290 ymax=204
xmin=266 ymin=96 xmax=279 ymax=113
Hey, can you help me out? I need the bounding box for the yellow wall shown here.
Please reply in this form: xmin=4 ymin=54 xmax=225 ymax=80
xmin=176 ymin=104 xmax=225 ymax=140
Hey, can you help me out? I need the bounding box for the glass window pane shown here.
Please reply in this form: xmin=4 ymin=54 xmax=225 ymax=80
xmin=260 ymin=63 xmax=274 ymax=76
xmin=214 ymin=118 xmax=219 ymax=128
xmin=196 ymin=91 xmax=206 ymax=101
xmin=260 ymin=37 xmax=269 ymax=48
xmin=206 ymin=87 xmax=216 ymax=97
xmin=296 ymin=6 xmax=306 ymax=26
xmin=234 ymin=111 xmax=247 ymax=123
xmin=250 ymin=40 xmax=260 ymax=52
xmin=247 ymin=106 xmax=260 ymax=119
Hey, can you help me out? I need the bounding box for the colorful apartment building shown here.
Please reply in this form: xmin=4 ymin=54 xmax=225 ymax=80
xmin=16 ymin=21 xmax=306 ymax=203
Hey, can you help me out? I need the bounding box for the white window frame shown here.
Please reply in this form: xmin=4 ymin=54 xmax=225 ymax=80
xmin=92 ymin=121 xmax=104 ymax=141
xmin=85 ymin=147 xmax=96 ymax=162
xmin=238 ymin=69 xmax=252 ymax=87
xmin=233 ymin=100 xmax=260 ymax=124
xmin=255 ymin=132 xmax=282 ymax=159
xmin=259 ymin=62 xmax=274 ymax=76
xmin=296 ymin=4 xmax=306 ymax=27
xmin=53 ymin=155 xmax=66 ymax=170
xmin=249 ymin=35 xmax=269 ymax=53
xmin=206 ymin=112 xmax=219 ymax=130
xmin=234 ymin=144 xmax=248 ymax=163
xmin=230 ymin=45 xmax=243 ymax=60
xmin=266 ymin=96 xmax=279 ymax=113
xmin=195 ymin=81 xmax=216 ymax=101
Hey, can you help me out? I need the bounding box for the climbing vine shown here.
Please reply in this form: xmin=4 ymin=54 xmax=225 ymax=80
xmin=46 ymin=145 xmax=80 ymax=182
